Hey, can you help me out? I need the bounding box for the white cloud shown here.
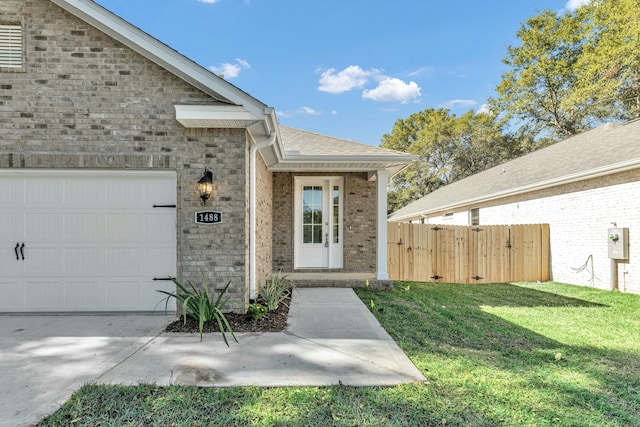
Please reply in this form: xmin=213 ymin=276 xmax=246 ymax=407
xmin=197 ymin=0 xmax=221 ymax=3
xmin=441 ymin=99 xmax=477 ymax=109
xmin=408 ymin=66 xmax=433 ymax=77
xmin=565 ymin=0 xmax=590 ymax=10
xmin=209 ymin=58 xmax=250 ymax=79
xmin=298 ymin=106 xmax=321 ymax=115
xmin=318 ymin=65 xmax=372 ymax=94
xmin=236 ymin=58 xmax=251 ymax=69
xmin=362 ymin=78 xmax=421 ymax=104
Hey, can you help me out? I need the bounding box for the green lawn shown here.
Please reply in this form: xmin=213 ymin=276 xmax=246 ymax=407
xmin=39 ymin=282 xmax=640 ymax=426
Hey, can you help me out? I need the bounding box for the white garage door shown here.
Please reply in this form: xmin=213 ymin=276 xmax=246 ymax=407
xmin=0 ymin=170 xmax=176 ymax=312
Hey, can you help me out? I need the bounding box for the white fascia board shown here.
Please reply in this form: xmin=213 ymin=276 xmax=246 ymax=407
xmin=389 ymin=158 xmax=640 ymax=222
xmin=51 ymin=0 xmax=268 ymax=119
xmin=175 ymin=104 xmax=261 ymax=122
xmin=280 ymin=154 xmax=417 ymax=164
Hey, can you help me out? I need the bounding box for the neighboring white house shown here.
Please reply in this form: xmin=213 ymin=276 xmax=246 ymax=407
xmin=388 ymin=120 xmax=640 ymax=294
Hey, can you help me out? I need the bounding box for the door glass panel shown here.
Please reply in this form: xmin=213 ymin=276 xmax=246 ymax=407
xmin=302 ymin=186 xmax=323 ymax=243
xmin=333 ymin=186 xmax=340 ymax=243
xmin=303 ymin=225 xmax=312 ymax=242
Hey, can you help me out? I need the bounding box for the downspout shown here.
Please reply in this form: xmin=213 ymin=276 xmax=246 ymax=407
xmin=249 ymin=131 xmax=277 ymax=300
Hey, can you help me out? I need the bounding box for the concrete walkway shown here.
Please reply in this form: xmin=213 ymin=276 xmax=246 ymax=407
xmin=0 ymin=288 xmax=425 ymax=426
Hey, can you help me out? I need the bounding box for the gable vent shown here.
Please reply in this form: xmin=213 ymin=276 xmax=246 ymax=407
xmin=0 ymin=24 xmax=23 ymax=69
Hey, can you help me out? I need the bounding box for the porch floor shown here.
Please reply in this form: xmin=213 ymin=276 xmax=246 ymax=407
xmin=280 ymin=272 xmax=393 ymax=290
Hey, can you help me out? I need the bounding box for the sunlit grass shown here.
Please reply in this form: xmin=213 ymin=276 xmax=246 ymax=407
xmin=39 ymin=281 xmax=640 ymax=426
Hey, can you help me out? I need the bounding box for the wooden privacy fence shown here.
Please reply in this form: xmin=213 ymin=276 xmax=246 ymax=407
xmin=387 ymin=223 xmax=550 ymax=283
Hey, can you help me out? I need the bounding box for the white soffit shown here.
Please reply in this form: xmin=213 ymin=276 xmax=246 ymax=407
xmin=174 ymin=104 xmax=261 ymax=129
xmin=269 ymin=158 xmax=413 ymax=177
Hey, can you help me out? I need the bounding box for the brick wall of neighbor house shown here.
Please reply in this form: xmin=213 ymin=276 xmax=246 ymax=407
xmin=420 ymin=169 xmax=640 ymax=294
xmin=254 ymin=153 xmax=273 ymax=297
xmin=0 ymin=0 xmax=250 ymax=312
xmin=272 ymin=172 xmax=377 ymax=273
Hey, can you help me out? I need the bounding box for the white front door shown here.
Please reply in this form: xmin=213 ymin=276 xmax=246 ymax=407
xmin=0 ymin=170 xmax=176 ymax=312
xmin=294 ymin=177 xmax=343 ymax=269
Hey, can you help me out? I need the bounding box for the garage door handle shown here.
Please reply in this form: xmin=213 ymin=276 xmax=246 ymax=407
xmin=15 ymin=243 xmax=20 ymax=260
xmin=20 ymin=243 xmax=25 ymax=260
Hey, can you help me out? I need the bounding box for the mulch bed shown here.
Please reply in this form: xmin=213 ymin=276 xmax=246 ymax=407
xmin=164 ymin=297 xmax=291 ymax=334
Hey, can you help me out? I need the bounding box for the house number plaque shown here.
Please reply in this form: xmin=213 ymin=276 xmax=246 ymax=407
xmin=195 ymin=211 xmax=222 ymax=224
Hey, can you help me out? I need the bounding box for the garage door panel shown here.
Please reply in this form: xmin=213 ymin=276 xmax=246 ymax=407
xmin=63 ymin=178 xmax=107 ymax=208
xmin=24 ymin=213 xmax=63 ymax=241
xmin=24 ymin=247 xmax=63 ymax=274
xmin=106 ymin=180 xmax=145 ymax=208
xmin=105 ymin=214 xmax=142 ymax=242
xmin=0 ymin=212 xmax=23 ymax=242
xmin=64 ymin=281 xmax=99 ymax=309
xmin=105 ymin=247 xmax=141 ymax=273
xmin=2 ymin=252 xmax=24 ymax=277
xmin=104 ymin=281 xmax=140 ymax=308
xmin=1 ymin=170 xmax=177 ymax=313
xmin=26 ymin=281 xmax=63 ymax=309
xmin=65 ymin=213 xmax=106 ymax=241
xmin=144 ymin=214 xmax=176 ymax=242
xmin=0 ymin=281 xmax=25 ymax=310
xmin=144 ymin=247 xmax=176 ymax=273
xmin=24 ymin=178 xmax=64 ymax=208
xmin=64 ymin=247 xmax=102 ymax=274
xmin=0 ymin=178 xmax=24 ymax=205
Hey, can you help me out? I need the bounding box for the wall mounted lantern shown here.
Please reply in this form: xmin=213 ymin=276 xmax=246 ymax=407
xmin=198 ymin=168 xmax=213 ymax=205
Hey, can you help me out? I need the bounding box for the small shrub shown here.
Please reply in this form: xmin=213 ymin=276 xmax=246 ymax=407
xmin=260 ymin=271 xmax=293 ymax=311
xmin=157 ymin=272 xmax=237 ymax=345
xmin=247 ymin=302 xmax=267 ymax=320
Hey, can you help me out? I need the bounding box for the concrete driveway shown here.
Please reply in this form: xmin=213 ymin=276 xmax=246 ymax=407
xmin=0 ymin=288 xmax=426 ymax=426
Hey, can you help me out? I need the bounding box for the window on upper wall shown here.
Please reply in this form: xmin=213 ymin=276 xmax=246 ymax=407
xmin=0 ymin=22 xmax=24 ymax=71
xmin=443 ymin=212 xmax=454 ymax=221
xmin=470 ymin=208 xmax=480 ymax=225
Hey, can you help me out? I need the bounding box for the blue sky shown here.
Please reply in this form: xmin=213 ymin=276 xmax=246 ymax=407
xmin=94 ymin=0 xmax=587 ymax=146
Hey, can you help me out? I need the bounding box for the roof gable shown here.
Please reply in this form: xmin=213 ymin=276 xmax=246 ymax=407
xmin=390 ymin=120 xmax=640 ymax=221
xmin=49 ymin=0 xmax=276 ymax=139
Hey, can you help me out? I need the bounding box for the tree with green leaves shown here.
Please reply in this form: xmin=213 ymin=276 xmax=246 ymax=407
xmin=382 ymin=108 xmax=514 ymax=213
xmin=492 ymin=1 xmax=640 ymax=139
xmin=573 ymin=0 xmax=640 ymax=120
xmin=490 ymin=10 xmax=589 ymax=138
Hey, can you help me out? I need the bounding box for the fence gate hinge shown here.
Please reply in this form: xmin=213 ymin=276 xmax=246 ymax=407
xmin=431 ymin=226 xmax=443 ymax=231
xmin=431 ymin=275 xmax=442 ymax=280
xmin=471 ymin=275 xmax=483 ymax=280
xmin=471 ymin=227 xmax=484 ymax=232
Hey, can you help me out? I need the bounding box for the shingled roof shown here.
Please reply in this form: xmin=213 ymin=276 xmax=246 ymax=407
xmin=269 ymin=126 xmax=416 ymax=176
xmin=389 ymin=119 xmax=640 ymax=221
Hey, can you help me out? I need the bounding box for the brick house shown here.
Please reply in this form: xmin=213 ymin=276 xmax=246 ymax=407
xmin=0 ymin=0 xmax=414 ymax=313
xmin=388 ymin=120 xmax=640 ymax=294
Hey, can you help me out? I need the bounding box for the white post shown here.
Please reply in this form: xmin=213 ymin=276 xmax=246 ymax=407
xmin=376 ymin=169 xmax=389 ymax=280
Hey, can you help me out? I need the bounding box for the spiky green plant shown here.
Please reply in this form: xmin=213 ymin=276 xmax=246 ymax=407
xmin=259 ymin=270 xmax=293 ymax=311
xmin=158 ymin=272 xmax=237 ymax=345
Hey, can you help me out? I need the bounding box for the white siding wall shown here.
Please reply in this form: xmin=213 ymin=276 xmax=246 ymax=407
xmin=421 ymin=211 xmax=469 ymax=225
